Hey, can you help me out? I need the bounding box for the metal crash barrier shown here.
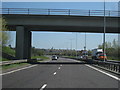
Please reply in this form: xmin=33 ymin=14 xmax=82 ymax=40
xmin=92 ymin=60 xmax=120 ymax=74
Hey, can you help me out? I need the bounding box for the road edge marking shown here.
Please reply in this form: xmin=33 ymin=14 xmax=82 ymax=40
xmin=85 ymin=64 xmax=120 ymax=81
xmin=0 ymin=65 xmax=38 ymax=76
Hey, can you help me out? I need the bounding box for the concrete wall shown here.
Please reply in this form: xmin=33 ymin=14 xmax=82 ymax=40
xmin=16 ymin=26 xmax=31 ymax=59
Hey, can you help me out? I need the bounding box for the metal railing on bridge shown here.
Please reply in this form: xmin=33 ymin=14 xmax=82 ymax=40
xmin=1 ymin=8 xmax=120 ymax=17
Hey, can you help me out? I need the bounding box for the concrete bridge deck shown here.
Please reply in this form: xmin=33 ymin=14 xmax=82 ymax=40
xmin=3 ymin=14 xmax=119 ymax=33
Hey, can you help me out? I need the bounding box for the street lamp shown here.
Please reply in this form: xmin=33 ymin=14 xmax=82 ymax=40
xmin=103 ymin=0 xmax=106 ymax=62
xmin=84 ymin=32 xmax=87 ymax=57
xmin=76 ymin=33 xmax=78 ymax=58
xmin=84 ymin=32 xmax=86 ymax=51
xmin=69 ymin=38 xmax=75 ymax=56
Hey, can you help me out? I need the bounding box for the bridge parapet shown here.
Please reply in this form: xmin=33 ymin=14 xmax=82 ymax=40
xmin=1 ymin=8 xmax=120 ymax=17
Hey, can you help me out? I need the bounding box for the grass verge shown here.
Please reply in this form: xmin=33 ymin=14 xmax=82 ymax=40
xmin=2 ymin=63 xmax=30 ymax=70
xmin=31 ymin=56 xmax=49 ymax=60
xmin=2 ymin=46 xmax=15 ymax=57
xmin=63 ymin=56 xmax=76 ymax=58
xmin=1 ymin=58 xmax=9 ymax=61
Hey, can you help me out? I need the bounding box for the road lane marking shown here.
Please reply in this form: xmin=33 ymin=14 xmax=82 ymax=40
xmin=53 ymin=72 xmax=57 ymax=75
xmin=40 ymin=84 xmax=47 ymax=90
xmin=85 ymin=64 xmax=120 ymax=81
xmin=60 ymin=65 xmax=62 ymax=66
xmin=58 ymin=67 xmax=61 ymax=69
xmin=0 ymin=65 xmax=38 ymax=76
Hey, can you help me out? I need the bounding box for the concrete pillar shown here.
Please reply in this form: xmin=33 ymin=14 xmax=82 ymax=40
xmin=16 ymin=26 xmax=31 ymax=59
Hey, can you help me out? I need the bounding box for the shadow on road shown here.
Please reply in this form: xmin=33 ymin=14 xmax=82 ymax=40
xmin=28 ymin=59 xmax=94 ymax=65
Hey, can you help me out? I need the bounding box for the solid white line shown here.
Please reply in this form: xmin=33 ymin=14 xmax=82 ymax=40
xmin=0 ymin=65 xmax=38 ymax=76
xmin=58 ymin=67 xmax=61 ymax=69
xmin=53 ymin=72 xmax=57 ymax=75
xmin=85 ymin=64 xmax=120 ymax=81
xmin=40 ymin=84 xmax=47 ymax=90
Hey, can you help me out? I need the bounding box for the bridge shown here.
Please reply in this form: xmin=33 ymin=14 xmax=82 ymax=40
xmin=1 ymin=8 xmax=120 ymax=59
xmin=1 ymin=8 xmax=120 ymax=89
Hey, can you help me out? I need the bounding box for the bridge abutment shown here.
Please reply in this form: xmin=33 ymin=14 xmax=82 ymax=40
xmin=16 ymin=26 xmax=31 ymax=60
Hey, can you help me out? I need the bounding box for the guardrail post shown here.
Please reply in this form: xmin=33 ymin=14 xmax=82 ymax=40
xmin=48 ymin=9 xmax=50 ymax=15
xmin=108 ymin=63 xmax=110 ymax=70
xmin=118 ymin=65 xmax=120 ymax=73
xmin=8 ymin=8 xmax=10 ymax=14
xmin=109 ymin=11 xmax=110 ymax=16
xmin=113 ymin=64 xmax=115 ymax=71
xmin=28 ymin=9 xmax=29 ymax=14
xmin=110 ymin=64 xmax=112 ymax=70
xmin=115 ymin=65 xmax=117 ymax=72
xmin=68 ymin=9 xmax=70 ymax=15
xmin=89 ymin=10 xmax=90 ymax=16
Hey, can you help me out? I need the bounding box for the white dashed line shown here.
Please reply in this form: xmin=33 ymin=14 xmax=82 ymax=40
xmin=85 ymin=64 xmax=120 ymax=81
xmin=60 ymin=65 xmax=62 ymax=66
xmin=40 ymin=84 xmax=47 ymax=90
xmin=53 ymin=72 xmax=57 ymax=75
xmin=58 ymin=67 xmax=61 ymax=69
xmin=0 ymin=65 xmax=38 ymax=76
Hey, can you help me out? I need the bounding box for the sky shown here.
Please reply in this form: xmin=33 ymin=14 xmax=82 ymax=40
xmin=2 ymin=2 xmax=119 ymax=50
xmin=1 ymin=0 xmax=120 ymax=2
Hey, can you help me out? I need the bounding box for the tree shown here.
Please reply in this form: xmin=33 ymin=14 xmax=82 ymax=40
xmin=98 ymin=39 xmax=119 ymax=60
xmin=0 ymin=17 xmax=11 ymax=46
xmin=112 ymin=39 xmax=118 ymax=49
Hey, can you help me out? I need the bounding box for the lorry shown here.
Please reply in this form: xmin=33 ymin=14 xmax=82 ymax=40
xmin=92 ymin=49 xmax=103 ymax=59
xmin=97 ymin=53 xmax=107 ymax=60
xmin=92 ymin=49 xmax=107 ymax=60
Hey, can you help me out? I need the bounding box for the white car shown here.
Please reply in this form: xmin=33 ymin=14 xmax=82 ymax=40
xmin=52 ymin=55 xmax=58 ymax=60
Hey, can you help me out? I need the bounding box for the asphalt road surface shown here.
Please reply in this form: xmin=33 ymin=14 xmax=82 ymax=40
xmin=2 ymin=58 xmax=119 ymax=89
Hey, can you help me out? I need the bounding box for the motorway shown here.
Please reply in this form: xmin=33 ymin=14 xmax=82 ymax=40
xmin=2 ymin=58 xmax=119 ymax=89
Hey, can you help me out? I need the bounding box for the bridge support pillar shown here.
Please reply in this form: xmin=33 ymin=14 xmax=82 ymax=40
xmin=16 ymin=26 xmax=31 ymax=59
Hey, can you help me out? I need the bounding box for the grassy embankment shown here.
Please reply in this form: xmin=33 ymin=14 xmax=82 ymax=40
xmin=2 ymin=63 xmax=30 ymax=70
xmin=31 ymin=56 xmax=50 ymax=62
xmin=2 ymin=46 xmax=15 ymax=61
xmin=31 ymin=56 xmax=49 ymax=60
xmin=2 ymin=46 xmax=49 ymax=70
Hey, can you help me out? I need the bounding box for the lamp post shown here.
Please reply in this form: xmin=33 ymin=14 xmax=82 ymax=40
xmin=69 ymin=39 xmax=73 ymax=56
xmin=85 ymin=32 xmax=86 ymax=51
xmin=84 ymin=32 xmax=87 ymax=56
xmin=103 ymin=0 xmax=106 ymax=62
xmin=76 ymin=33 xmax=78 ymax=58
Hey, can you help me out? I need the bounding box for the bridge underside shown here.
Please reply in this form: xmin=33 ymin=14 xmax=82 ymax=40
xmin=8 ymin=25 xmax=119 ymax=33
